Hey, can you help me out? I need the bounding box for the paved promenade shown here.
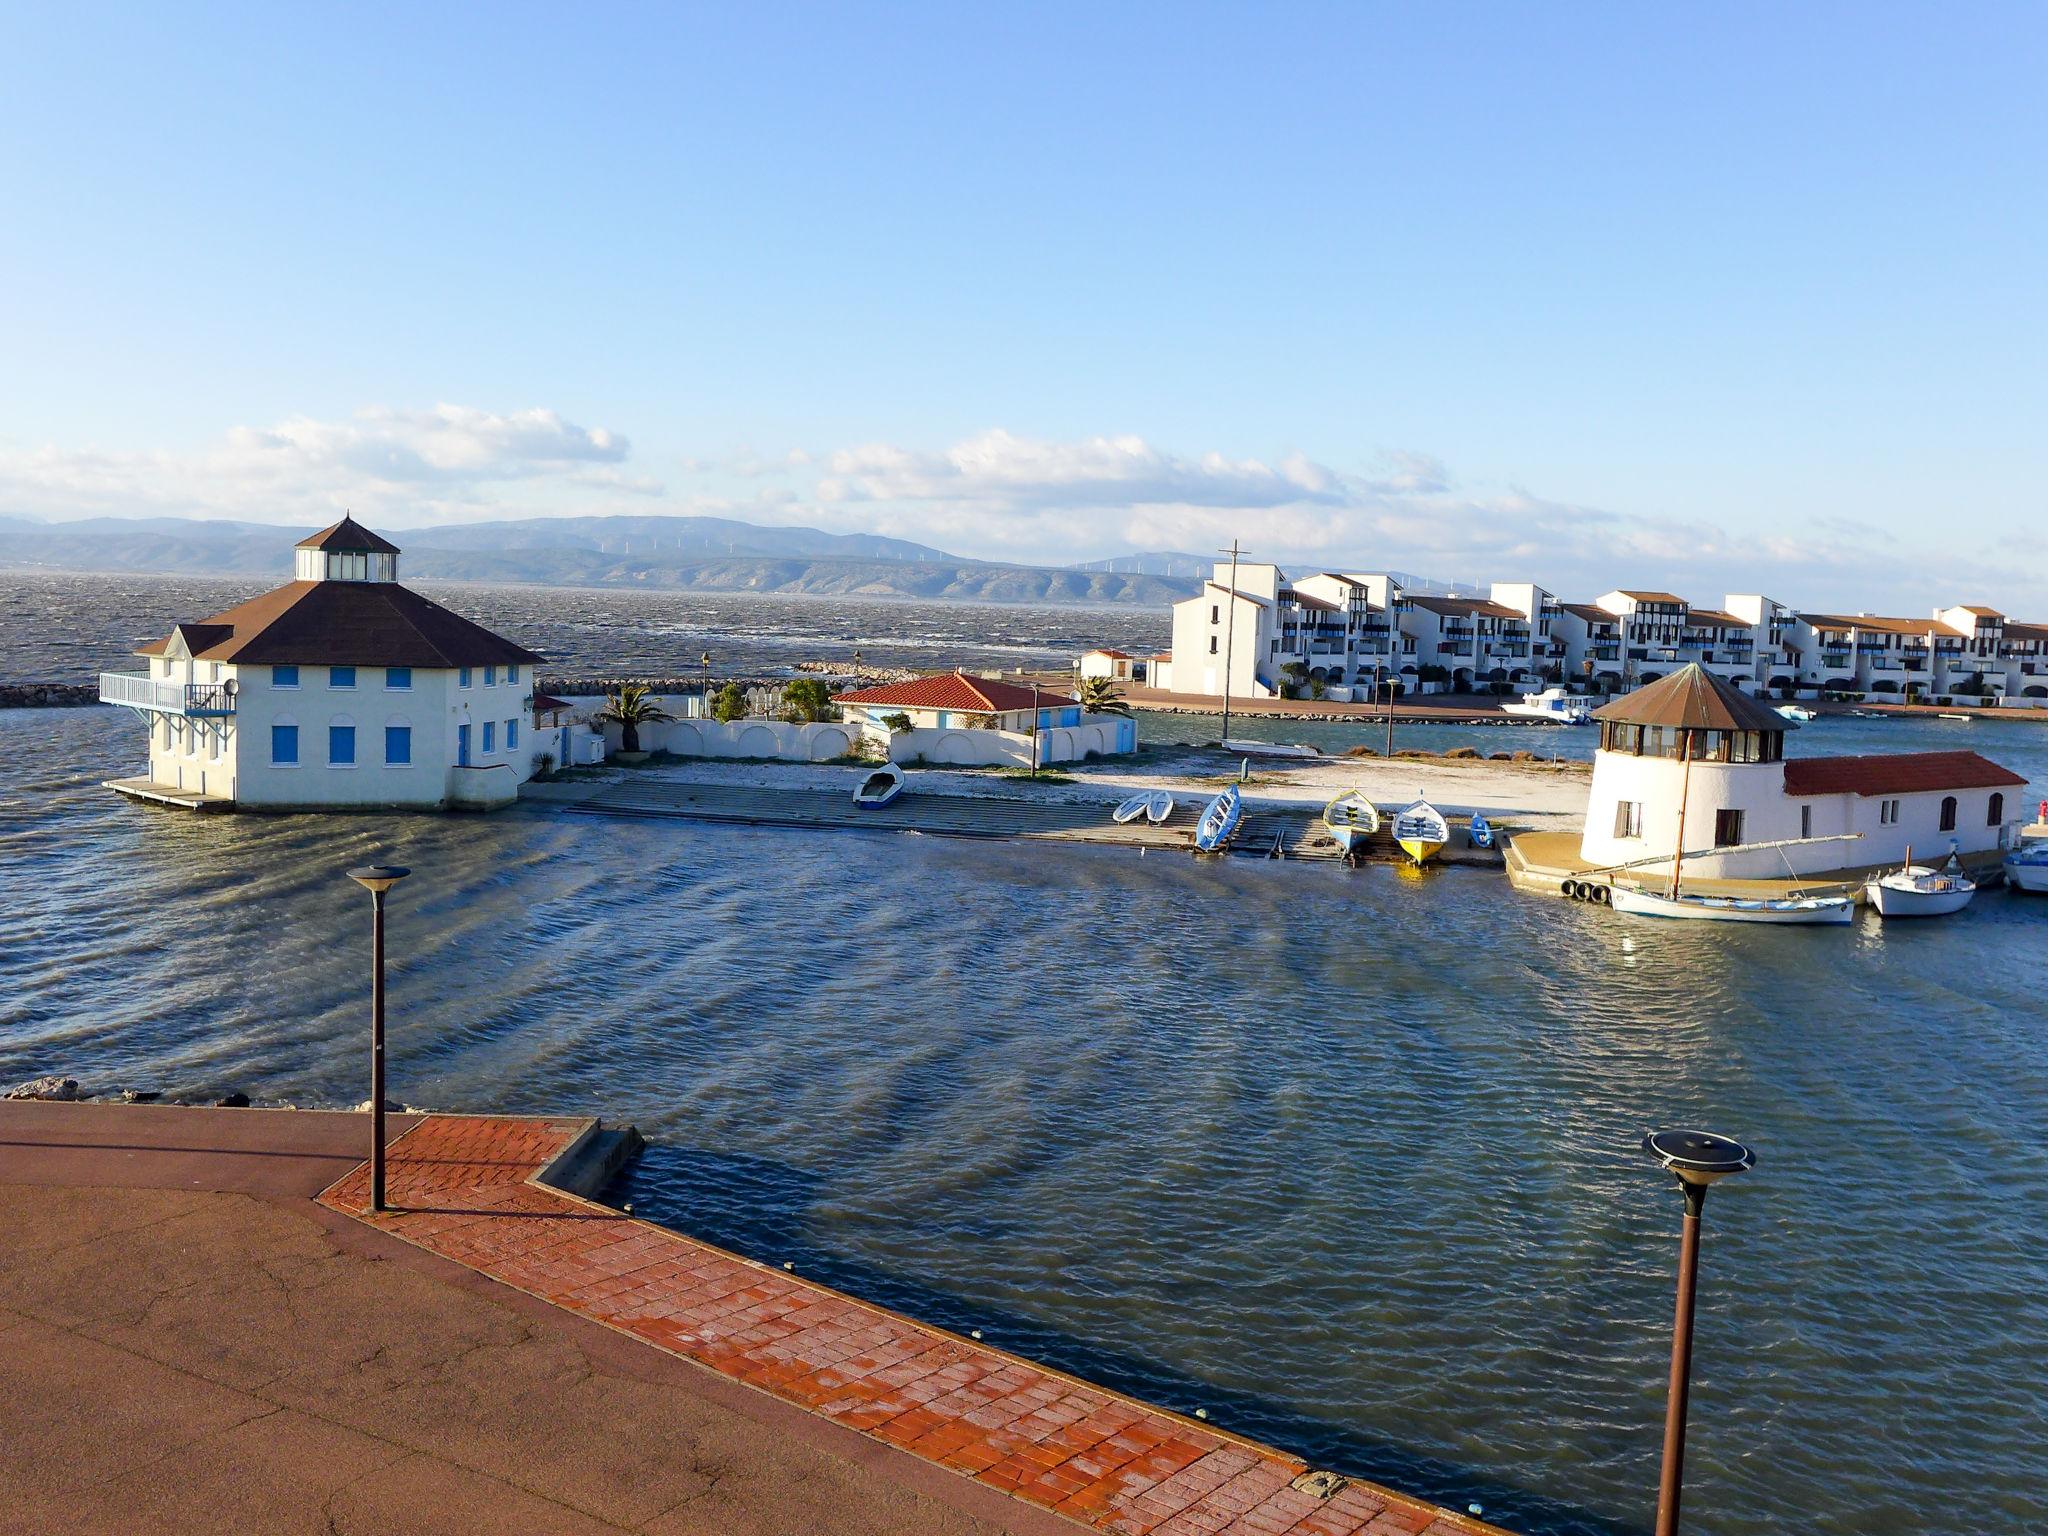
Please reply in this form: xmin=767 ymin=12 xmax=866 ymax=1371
xmin=2 ymin=1103 xmax=1509 ymax=1536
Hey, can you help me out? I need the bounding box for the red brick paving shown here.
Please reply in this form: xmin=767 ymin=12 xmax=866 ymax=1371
xmin=320 ymin=1115 xmax=1509 ymax=1536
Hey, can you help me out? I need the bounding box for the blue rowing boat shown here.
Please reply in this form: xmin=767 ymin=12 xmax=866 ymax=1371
xmin=1194 ymin=784 xmax=1243 ymax=852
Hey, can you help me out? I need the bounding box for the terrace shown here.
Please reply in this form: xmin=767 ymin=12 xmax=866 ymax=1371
xmin=99 ymin=672 xmax=238 ymax=717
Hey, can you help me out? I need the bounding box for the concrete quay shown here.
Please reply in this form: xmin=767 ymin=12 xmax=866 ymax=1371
xmin=0 ymin=1101 xmax=1513 ymax=1536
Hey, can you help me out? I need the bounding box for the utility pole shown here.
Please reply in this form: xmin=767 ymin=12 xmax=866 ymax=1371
xmin=1218 ymin=540 xmax=1244 ymax=747
xmin=1029 ymin=679 xmax=1040 ymax=778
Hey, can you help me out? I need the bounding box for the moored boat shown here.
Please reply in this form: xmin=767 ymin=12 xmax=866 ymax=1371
xmin=1391 ymin=798 xmax=1448 ymax=864
xmin=1865 ymin=847 xmax=1977 ymax=917
xmin=1467 ymin=812 xmax=1495 ymax=850
xmin=1321 ymin=790 xmax=1381 ymax=857
xmin=852 ymin=762 xmax=906 ymax=807
xmin=2006 ymin=841 xmax=2048 ymax=893
xmin=1610 ymin=885 xmax=1855 ymax=924
xmin=1193 ymin=784 xmax=1243 ymax=852
xmin=1501 ymin=686 xmax=1594 ymax=725
xmin=1775 ymin=704 xmax=1817 ymax=722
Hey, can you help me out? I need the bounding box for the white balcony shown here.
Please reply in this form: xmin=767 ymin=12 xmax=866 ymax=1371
xmin=100 ymin=672 xmax=237 ymax=717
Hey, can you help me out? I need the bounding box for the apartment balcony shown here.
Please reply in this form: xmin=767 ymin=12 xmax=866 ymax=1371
xmin=100 ymin=673 xmax=237 ymax=717
xmin=1590 ymin=645 xmax=1620 ymax=660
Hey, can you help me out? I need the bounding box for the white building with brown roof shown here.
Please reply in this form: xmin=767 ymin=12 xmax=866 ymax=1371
xmin=833 ymin=671 xmax=1134 ymax=763
xmin=100 ymin=517 xmax=545 ymax=811
xmin=1579 ymin=665 xmax=2026 ymax=878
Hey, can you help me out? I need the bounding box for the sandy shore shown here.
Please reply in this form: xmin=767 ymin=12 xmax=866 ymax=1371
xmin=550 ymin=742 xmax=1591 ymax=832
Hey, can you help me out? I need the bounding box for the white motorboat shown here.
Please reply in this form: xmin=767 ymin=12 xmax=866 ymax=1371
xmin=1391 ymin=798 xmax=1449 ymax=864
xmin=1113 ymin=789 xmax=1174 ymax=825
xmin=852 ymin=762 xmax=906 ymax=807
xmin=1865 ymin=858 xmax=1977 ymax=917
xmin=1501 ymin=686 xmax=1594 ymax=725
xmin=1611 ymin=886 xmax=1855 ymax=924
xmin=1193 ymin=784 xmax=1243 ymax=852
xmin=1321 ymin=790 xmax=1381 ymax=857
xmin=2005 ymin=841 xmax=2048 ymax=893
xmin=1774 ymin=704 xmax=1817 ymax=722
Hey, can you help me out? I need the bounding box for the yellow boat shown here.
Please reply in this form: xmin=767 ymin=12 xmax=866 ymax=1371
xmin=1321 ymin=789 xmax=1381 ymax=857
xmin=1391 ymin=798 xmax=1448 ymax=865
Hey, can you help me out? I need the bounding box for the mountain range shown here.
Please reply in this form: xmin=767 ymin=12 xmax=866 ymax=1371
xmin=0 ymin=513 xmax=1200 ymax=605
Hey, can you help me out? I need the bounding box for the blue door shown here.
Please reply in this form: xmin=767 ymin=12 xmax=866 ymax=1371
xmin=458 ymin=722 xmax=471 ymax=766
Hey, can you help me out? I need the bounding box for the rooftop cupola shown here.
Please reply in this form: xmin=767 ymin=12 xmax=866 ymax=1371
xmin=294 ymin=515 xmax=401 ymax=583
xmin=1590 ymin=663 xmax=1789 ymax=765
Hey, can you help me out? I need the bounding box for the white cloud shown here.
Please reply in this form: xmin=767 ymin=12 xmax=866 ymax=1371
xmin=1 ymin=412 xmax=2035 ymax=610
xmin=0 ymin=404 xmax=641 ymax=526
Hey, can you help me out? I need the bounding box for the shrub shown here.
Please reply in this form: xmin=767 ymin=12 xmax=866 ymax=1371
xmin=711 ymin=682 xmax=747 ymax=723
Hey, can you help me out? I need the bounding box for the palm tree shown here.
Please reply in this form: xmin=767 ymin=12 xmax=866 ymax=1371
xmin=594 ymin=683 xmax=674 ymax=754
xmin=1077 ymin=676 xmax=1130 ymax=716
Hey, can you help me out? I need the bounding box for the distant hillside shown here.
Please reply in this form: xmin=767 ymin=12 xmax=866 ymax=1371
xmin=0 ymin=513 xmax=1199 ymax=606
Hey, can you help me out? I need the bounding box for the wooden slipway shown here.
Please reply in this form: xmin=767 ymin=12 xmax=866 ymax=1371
xmin=543 ymin=778 xmax=1508 ymax=867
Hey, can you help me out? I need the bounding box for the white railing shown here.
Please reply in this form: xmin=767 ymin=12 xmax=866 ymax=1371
xmin=101 ymin=672 xmax=184 ymax=710
xmin=99 ymin=672 xmax=237 ymax=715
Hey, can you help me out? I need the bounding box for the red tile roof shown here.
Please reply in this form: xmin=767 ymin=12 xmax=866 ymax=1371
xmin=1615 ymin=590 xmax=1686 ymax=604
xmin=1084 ymin=647 xmax=1134 ymax=659
xmin=136 ymin=580 xmax=543 ymax=667
xmin=834 ymin=671 xmax=1074 ymax=714
xmin=1783 ymin=750 xmax=2026 ymax=798
xmin=531 ymin=693 xmax=574 ymax=717
xmin=296 ymin=515 xmax=401 ymax=553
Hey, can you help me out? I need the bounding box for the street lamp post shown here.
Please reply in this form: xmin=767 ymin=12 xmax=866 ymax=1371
xmin=347 ymin=865 xmax=411 ymax=1213
xmin=1641 ymin=1128 xmax=1754 ymax=1536
xmin=699 ymin=652 xmax=711 ymax=717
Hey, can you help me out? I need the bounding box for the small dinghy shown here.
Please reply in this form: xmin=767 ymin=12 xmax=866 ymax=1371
xmin=1112 ymin=789 xmax=1174 ymax=825
xmin=1611 ymin=886 xmax=1855 ymax=924
xmin=1774 ymin=704 xmax=1817 ymax=722
xmin=852 ymin=762 xmax=906 ymax=807
xmin=1193 ymin=784 xmax=1243 ymax=853
xmin=1866 ymin=848 xmax=1977 ymax=917
xmin=1467 ymin=812 xmax=1495 ymax=850
xmin=2006 ymin=839 xmax=2048 ymax=893
xmin=1322 ymin=790 xmax=1381 ymax=859
xmin=1391 ymin=798 xmax=1449 ymax=865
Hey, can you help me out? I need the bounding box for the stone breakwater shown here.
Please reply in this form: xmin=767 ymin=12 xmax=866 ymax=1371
xmin=0 ymin=682 xmax=102 ymax=708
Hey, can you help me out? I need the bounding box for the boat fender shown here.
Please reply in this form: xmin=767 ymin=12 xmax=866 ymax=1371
xmin=1561 ymin=880 xmax=1583 ymax=900
xmin=1591 ymin=884 xmax=1611 ymax=905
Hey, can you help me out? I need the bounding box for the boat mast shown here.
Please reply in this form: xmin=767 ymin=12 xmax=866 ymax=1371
xmin=1669 ymin=727 xmax=1695 ymax=900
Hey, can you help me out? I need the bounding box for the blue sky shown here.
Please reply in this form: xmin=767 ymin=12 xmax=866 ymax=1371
xmin=1 ymin=3 xmax=2043 ymax=609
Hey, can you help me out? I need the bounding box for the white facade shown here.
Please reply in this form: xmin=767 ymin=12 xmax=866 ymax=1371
xmin=1078 ymin=649 xmax=1136 ymax=682
xmin=102 ymin=520 xmax=544 ymax=811
xmin=1148 ymin=565 xmax=2047 ymax=706
xmin=1582 ymin=746 xmax=2022 ymax=878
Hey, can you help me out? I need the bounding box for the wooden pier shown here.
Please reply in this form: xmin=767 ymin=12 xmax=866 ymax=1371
xmin=547 ymin=779 xmax=1508 ymax=867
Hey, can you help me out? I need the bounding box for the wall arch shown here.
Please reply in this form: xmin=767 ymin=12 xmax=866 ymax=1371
xmin=736 ymin=724 xmax=779 ymax=758
xmin=806 ymin=726 xmax=851 ymax=761
xmin=667 ymin=722 xmax=704 ymax=755
xmin=934 ymin=732 xmax=979 ymax=764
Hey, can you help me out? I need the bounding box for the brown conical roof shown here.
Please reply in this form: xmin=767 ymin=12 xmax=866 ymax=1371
xmin=1591 ymin=663 xmax=1789 ymax=732
xmin=296 ymin=514 xmax=400 ymax=554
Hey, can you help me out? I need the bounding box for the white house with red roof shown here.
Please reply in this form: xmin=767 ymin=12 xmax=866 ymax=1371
xmin=834 ymin=671 xmax=1136 ymax=764
xmin=1578 ymin=666 xmax=2027 ymax=879
xmin=100 ymin=518 xmax=546 ymax=811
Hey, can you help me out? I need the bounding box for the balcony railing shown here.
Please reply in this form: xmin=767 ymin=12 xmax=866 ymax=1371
xmin=100 ymin=672 xmax=237 ymax=717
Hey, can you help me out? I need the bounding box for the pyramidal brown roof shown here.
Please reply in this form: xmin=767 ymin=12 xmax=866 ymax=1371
xmin=136 ymin=580 xmax=542 ymax=668
xmin=296 ymin=515 xmax=401 ymax=554
xmin=1592 ymin=664 xmax=1788 ymax=732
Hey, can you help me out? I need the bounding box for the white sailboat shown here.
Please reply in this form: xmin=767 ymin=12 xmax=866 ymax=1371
xmin=1866 ymin=848 xmax=1977 ymax=917
xmin=1321 ymin=790 xmax=1381 ymax=858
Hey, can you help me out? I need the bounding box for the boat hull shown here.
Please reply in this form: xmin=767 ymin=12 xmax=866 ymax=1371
xmin=2006 ymin=856 xmax=2048 ymax=893
xmin=1867 ymin=880 xmax=1976 ymax=917
xmin=1194 ymin=788 xmax=1243 ymax=852
xmin=1396 ymin=834 xmax=1445 ymax=864
xmin=1611 ymin=887 xmax=1854 ymax=924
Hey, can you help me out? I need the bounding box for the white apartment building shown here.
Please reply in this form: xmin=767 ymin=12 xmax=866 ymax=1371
xmin=100 ymin=517 xmax=546 ymax=811
xmin=1149 ymin=564 xmax=2046 ymax=704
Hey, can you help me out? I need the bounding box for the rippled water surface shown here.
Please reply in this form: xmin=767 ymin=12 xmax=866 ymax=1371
xmin=6 ymin=586 xmax=2048 ymax=1536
